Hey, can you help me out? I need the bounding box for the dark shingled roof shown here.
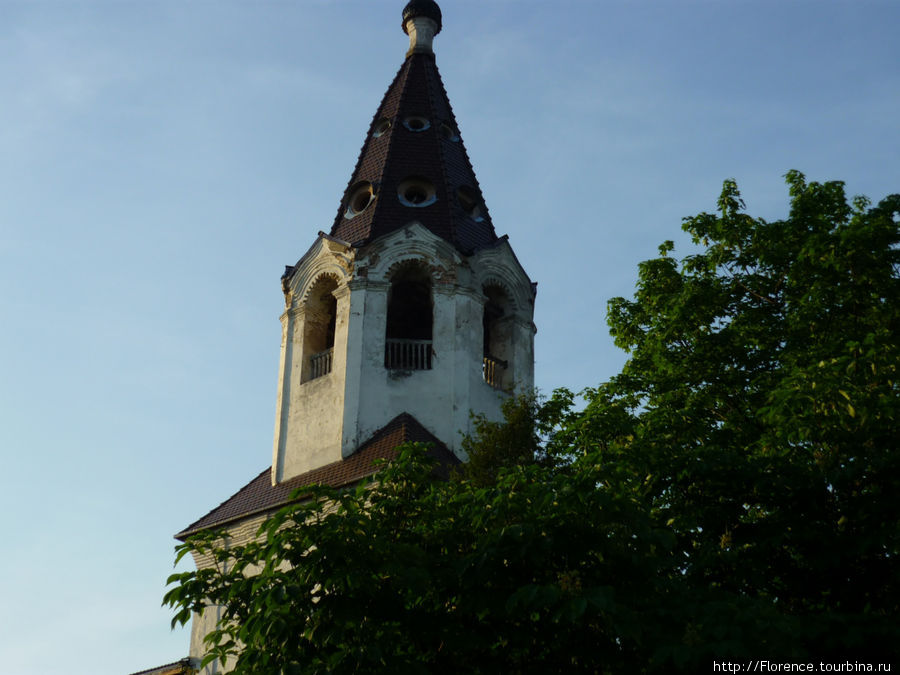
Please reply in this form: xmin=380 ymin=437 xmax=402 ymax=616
xmin=175 ymin=413 xmax=458 ymax=540
xmin=326 ymin=49 xmax=498 ymax=256
xmin=127 ymin=659 xmax=195 ymax=675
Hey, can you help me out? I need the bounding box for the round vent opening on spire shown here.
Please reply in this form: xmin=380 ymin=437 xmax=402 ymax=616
xmin=344 ymin=181 xmax=375 ymax=219
xmin=457 ymin=186 xmax=484 ymax=221
xmin=403 ymin=116 xmax=431 ymax=132
xmin=373 ymin=117 xmax=392 ymax=138
xmin=439 ymin=122 xmax=459 ymax=142
xmin=398 ymin=177 xmax=437 ymax=207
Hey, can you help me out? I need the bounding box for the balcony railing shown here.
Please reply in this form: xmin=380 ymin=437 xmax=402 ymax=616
xmin=483 ymin=354 xmax=508 ymax=389
xmin=308 ymin=348 xmax=333 ymax=380
xmin=385 ymin=338 xmax=433 ymax=370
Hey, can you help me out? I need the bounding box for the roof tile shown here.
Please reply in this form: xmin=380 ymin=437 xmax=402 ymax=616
xmin=176 ymin=413 xmax=457 ymax=540
xmin=327 ymin=52 xmax=497 ymax=255
xmin=127 ymin=659 xmax=194 ymax=675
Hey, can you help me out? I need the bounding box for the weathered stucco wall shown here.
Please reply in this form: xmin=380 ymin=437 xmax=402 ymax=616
xmin=272 ymin=225 xmax=534 ymax=482
xmin=271 ymin=237 xmax=354 ymax=483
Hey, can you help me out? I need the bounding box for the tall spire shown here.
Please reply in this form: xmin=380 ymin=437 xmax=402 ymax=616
xmin=328 ymin=0 xmax=498 ymax=255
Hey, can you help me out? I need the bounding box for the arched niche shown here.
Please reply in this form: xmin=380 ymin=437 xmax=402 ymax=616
xmin=482 ymin=283 xmax=515 ymax=390
xmin=302 ymin=275 xmax=339 ymax=382
xmin=385 ymin=260 xmax=433 ymax=370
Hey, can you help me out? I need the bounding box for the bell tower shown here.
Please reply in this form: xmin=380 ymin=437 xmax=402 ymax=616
xmin=270 ymin=0 xmax=536 ymax=483
xmin=176 ymin=5 xmax=536 ymax=668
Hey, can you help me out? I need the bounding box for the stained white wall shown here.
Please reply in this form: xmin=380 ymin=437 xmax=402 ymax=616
xmin=271 ymin=238 xmax=354 ymax=483
xmin=272 ymin=225 xmax=535 ymax=482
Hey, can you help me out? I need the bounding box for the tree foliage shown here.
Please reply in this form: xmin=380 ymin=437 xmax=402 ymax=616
xmin=165 ymin=173 xmax=900 ymax=672
xmin=573 ymin=171 xmax=900 ymax=660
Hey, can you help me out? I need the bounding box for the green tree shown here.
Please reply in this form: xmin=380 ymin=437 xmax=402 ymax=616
xmin=165 ymin=173 xmax=900 ymax=672
xmin=457 ymin=389 xmax=574 ymax=485
xmin=562 ymin=171 xmax=900 ymax=661
xmin=166 ymin=445 xmax=681 ymax=673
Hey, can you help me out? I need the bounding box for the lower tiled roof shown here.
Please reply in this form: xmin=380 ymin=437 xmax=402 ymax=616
xmin=127 ymin=658 xmax=195 ymax=675
xmin=175 ymin=413 xmax=457 ymax=540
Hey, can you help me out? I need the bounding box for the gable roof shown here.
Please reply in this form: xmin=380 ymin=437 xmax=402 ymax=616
xmin=175 ymin=413 xmax=458 ymax=541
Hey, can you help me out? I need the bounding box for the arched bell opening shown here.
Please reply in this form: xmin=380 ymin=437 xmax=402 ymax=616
xmin=385 ymin=261 xmax=433 ymax=370
xmin=482 ymin=284 xmax=514 ymax=390
xmin=302 ymin=276 xmax=339 ymax=382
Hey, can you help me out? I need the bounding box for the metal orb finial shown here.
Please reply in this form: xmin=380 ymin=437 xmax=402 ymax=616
xmin=402 ymin=0 xmax=442 ymax=36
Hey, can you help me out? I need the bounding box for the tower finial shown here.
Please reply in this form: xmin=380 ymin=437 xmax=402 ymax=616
xmin=402 ymin=0 xmax=442 ymax=55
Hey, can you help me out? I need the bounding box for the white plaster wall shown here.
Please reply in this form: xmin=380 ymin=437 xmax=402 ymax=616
xmin=272 ymin=227 xmax=535 ymax=478
xmin=340 ymin=225 xmax=535 ymax=459
xmin=272 ymin=238 xmax=354 ymax=483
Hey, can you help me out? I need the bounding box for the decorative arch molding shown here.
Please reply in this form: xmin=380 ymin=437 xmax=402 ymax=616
xmin=480 ymin=275 xmax=519 ymax=312
xmin=288 ymin=240 xmax=353 ymax=310
xmin=384 ymin=256 xmax=435 ymax=283
xmin=473 ymin=253 xmax=533 ymax=321
xmin=361 ymin=222 xmax=460 ymax=283
xmin=299 ymin=271 xmax=344 ymax=305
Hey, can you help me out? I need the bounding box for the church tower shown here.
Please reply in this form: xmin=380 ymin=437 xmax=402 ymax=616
xmin=270 ymin=0 xmax=536 ymax=483
xmin=176 ymin=3 xmax=535 ymax=668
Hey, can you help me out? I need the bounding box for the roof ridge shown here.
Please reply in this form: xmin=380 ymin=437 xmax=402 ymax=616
xmin=428 ymin=53 xmax=456 ymax=247
xmin=175 ymin=412 xmax=458 ymax=540
xmin=126 ymin=658 xmax=195 ymax=675
xmin=366 ymin=56 xmax=416 ymax=237
xmin=328 ymin=58 xmax=412 ymax=244
xmin=175 ymin=467 xmax=270 ymax=538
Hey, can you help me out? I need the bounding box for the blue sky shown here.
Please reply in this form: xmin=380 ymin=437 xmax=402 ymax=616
xmin=1 ymin=1 xmax=898 ymax=673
